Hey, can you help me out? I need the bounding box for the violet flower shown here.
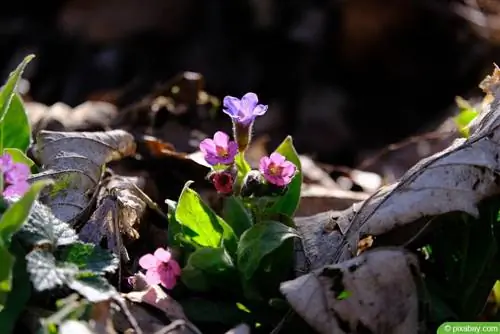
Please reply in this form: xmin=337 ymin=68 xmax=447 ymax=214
xmin=223 ymin=93 xmax=268 ymax=152
xmin=0 ymin=153 xmax=30 ymax=199
xmin=138 ymin=247 xmax=181 ymax=290
xmin=259 ymin=152 xmax=296 ymax=187
xmin=222 ymin=92 xmax=268 ymax=126
xmin=199 ymin=131 xmax=238 ymax=166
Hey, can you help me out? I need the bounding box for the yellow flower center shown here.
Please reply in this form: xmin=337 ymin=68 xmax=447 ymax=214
xmin=216 ymin=146 xmax=228 ymax=157
xmin=268 ymin=163 xmax=282 ymax=176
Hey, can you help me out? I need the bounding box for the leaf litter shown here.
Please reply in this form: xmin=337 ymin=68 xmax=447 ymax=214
xmin=281 ymin=70 xmax=500 ymax=333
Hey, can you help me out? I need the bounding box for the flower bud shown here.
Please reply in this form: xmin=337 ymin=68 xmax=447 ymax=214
xmin=241 ymin=170 xmax=288 ymax=198
xmin=208 ymin=170 xmax=235 ymax=195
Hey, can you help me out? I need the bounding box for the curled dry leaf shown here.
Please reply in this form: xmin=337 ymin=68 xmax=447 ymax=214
xmin=295 ymin=83 xmax=500 ymax=268
xmin=26 ymin=101 xmax=118 ymax=133
xmin=79 ymin=175 xmax=148 ymax=259
xmin=123 ymin=284 xmax=187 ymax=321
xmin=281 ymin=248 xmax=420 ymax=334
xmin=29 ymin=130 xmax=136 ymax=225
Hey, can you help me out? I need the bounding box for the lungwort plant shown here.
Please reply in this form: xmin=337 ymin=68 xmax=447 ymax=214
xmin=151 ymin=92 xmax=303 ymax=329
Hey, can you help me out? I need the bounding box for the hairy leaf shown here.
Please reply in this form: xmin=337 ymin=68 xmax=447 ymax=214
xmin=57 ymin=242 xmax=119 ymax=274
xmin=18 ymin=201 xmax=77 ymax=247
xmin=26 ymin=250 xmax=77 ymax=291
xmin=68 ymin=274 xmax=117 ymax=302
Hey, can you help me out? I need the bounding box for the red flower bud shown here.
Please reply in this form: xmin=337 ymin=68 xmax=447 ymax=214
xmin=209 ymin=170 xmax=234 ymax=195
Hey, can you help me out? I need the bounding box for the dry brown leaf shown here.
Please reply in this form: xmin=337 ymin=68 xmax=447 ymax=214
xmin=26 ymin=101 xmax=118 ymax=133
xmin=29 ymin=130 xmax=136 ymax=225
xmin=79 ymin=175 xmax=147 ymax=258
xmin=281 ymin=248 xmax=420 ymax=334
xmin=123 ymin=284 xmax=187 ymax=321
xmin=294 ymin=82 xmax=500 ymax=268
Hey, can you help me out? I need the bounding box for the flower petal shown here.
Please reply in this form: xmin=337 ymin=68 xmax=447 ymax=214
xmin=264 ymin=173 xmax=286 ymax=186
xmin=223 ymin=96 xmax=241 ymax=117
xmin=205 ymin=153 xmax=223 ymax=166
xmin=227 ymin=141 xmax=238 ymax=158
xmin=259 ymin=156 xmax=271 ymax=174
xmin=145 ymin=268 xmax=162 ymax=286
xmin=213 ymin=131 xmax=230 ymax=147
xmin=253 ymin=104 xmax=268 ymax=116
xmin=168 ymin=259 xmax=182 ymax=276
xmin=241 ymin=93 xmax=258 ymax=113
xmin=199 ymin=138 xmax=216 ymax=155
xmin=5 ymin=163 xmax=30 ymax=183
xmin=281 ymin=161 xmax=297 ymax=177
xmin=159 ymin=270 xmax=177 ymax=290
xmin=139 ymin=253 xmax=160 ymax=270
xmin=0 ymin=154 xmax=13 ymax=172
xmin=154 ymin=248 xmax=172 ymax=263
xmin=3 ymin=182 xmax=29 ymax=198
xmin=269 ymin=152 xmax=286 ymax=164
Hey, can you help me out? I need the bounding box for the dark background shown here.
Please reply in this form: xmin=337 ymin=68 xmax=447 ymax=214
xmin=1 ymin=0 xmax=497 ymax=166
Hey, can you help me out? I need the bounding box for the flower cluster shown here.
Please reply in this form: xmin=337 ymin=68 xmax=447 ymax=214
xmin=0 ymin=153 xmax=30 ymax=199
xmin=200 ymin=92 xmax=297 ymax=196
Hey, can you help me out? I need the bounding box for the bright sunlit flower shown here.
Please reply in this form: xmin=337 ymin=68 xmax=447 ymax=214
xmin=199 ymin=131 xmax=238 ymax=166
xmin=259 ymin=153 xmax=296 ymax=187
xmin=138 ymin=248 xmax=181 ymax=290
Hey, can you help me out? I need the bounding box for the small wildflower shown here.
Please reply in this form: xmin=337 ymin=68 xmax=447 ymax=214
xmin=199 ymin=131 xmax=238 ymax=166
xmin=0 ymin=153 xmax=30 ymax=199
xmin=223 ymin=93 xmax=268 ymax=152
xmin=259 ymin=153 xmax=296 ymax=187
xmin=222 ymin=92 xmax=268 ymax=126
xmin=208 ymin=170 xmax=235 ymax=195
xmin=138 ymin=248 xmax=181 ymax=290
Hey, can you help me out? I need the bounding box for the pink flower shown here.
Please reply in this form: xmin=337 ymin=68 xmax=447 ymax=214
xmin=199 ymin=131 xmax=238 ymax=166
xmin=0 ymin=153 xmax=30 ymax=199
xmin=138 ymin=248 xmax=181 ymax=290
xmin=259 ymin=152 xmax=296 ymax=187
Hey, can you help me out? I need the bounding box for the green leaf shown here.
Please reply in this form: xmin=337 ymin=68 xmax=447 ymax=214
xmin=266 ymin=136 xmax=302 ymax=217
xmin=237 ymin=221 xmax=298 ymax=280
xmin=26 ymin=250 xmax=78 ymax=291
xmin=68 ymin=274 xmax=117 ymax=302
xmin=0 ymin=55 xmax=35 ymax=152
xmin=0 ymin=94 xmax=32 ymax=152
xmin=3 ymin=148 xmax=35 ymax=167
xmin=0 ymin=55 xmax=34 ymax=123
xmin=181 ymin=247 xmax=238 ymax=292
xmin=18 ymin=201 xmax=78 ymax=247
xmin=222 ymin=196 xmax=253 ymax=237
xmin=0 ymin=180 xmax=53 ymax=247
xmin=57 ymin=242 xmax=119 ymax=274
xmin=0 ymin=241 xmax=31 ymax=333
xmin=0 ymin=242 xmax=14 ymax=310
xmin=175 ymin=182 xmax=237 ymax=254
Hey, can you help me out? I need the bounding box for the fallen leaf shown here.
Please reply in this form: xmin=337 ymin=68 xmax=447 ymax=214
xmin=26 ymin=101 xmax=118 ymax=133
xmin=280 ymin=248 xmax=420 ymax=334
xmin=29 ymin=130 xmax=136 ymax=225
xmin=123 ymin=284 xmax=187 ymax=321
xmin=79 ymin=175 xmax=148 ymax=260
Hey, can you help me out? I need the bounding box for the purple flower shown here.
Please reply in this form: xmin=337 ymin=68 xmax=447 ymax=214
xmin=199 ymin=131 xmax=238 ymax=166
xmin=223 ymin=93 xmax=268 ymax=126
xmin=259 ymin=153 xmax=296 ymax=187
xmin=139 ymin=248 xmax=181 ymax=290
xmin=0 ymin=154 xmax=30 ymax=199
